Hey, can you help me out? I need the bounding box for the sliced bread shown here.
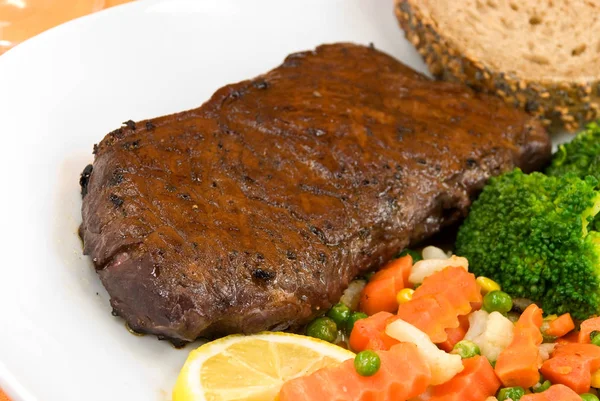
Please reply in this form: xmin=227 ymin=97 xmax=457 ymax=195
xmin=395 ymin=0 xmax=600 ymax=131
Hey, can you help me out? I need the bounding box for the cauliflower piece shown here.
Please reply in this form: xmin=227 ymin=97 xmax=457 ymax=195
xmin=538 ymin=343 xmax=557 ymax=363
xmin=386 ymin=318 xmax=463 ymax=385
xmin=408 ymin=255 xmax=469 ymax=285
xmin=339 ymin=279 xmax=366 ymax=311
xmin=485 ymin=398 xmax=499 ymax=401
xmin=422 ymin=246 xmax=449 ymax=260
xmin=464 ymin=310 xmax=514 ymax=363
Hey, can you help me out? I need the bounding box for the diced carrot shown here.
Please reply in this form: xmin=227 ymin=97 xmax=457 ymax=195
xmin=412 ymin=267 xmax=482 ymax=316
xmin=541 ymin=354 xmax=592 ymax=394
xmin=371 ymin=255 xmax=413 ymax=287
xmin=540 ymin=343 xmax=600 ymax=394
xmin=396 ymin=267 xmax=479 ymax=344
xmin=359 ymin=278 xmax=400 ymax=316
xmin=518 ymin=303 xmax=544 ymax=330
xmin=470 ymin=300 xmax=482 ymax=311
xmin=520 ymin=384 xmax=582 ymax=401
xmin=579 ymin=316 xmax=600 ymax=343
xmin=494 ymin=304 xmax=543 ymax=388
xmin=349 ymin=312 xmax=399 ymax=352
xmin=428 ymin=356 xmax=501 ymax=401
xmin=552 ymin=343 xmax=600 ymax=372
xmin=359 ymin=256 xmax=412 ymax=316
xmin=438 ymin=315 xmax=470 ymax=352
xmin=557 ymin=330 xmax=580 ymax=344
xmin=545 ymin=313 xmax=575 ymax=337
xmin=397 ymin=294 xmax=460 ymax=343
xmin=278 ymin=342 xmax=431 ymax=401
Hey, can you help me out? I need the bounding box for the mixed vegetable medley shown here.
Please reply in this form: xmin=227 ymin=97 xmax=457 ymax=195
xmin=282 ymin=122 xmax=600 ymax=401
xmin=288 ymin=248 xmax=600 ymax=401
xmin=174 ymin=122 xmax=600 ymax=401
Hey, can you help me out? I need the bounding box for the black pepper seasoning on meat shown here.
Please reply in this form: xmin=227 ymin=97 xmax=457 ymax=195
xmin=122 ymin=140 xmax=140 ymax=151
xmin=109 ymin=128 xmax=124 ymax=139
xmin=109 ymin=194 xmax=124 ymax=207
xmin=123 ymin=120 xmax=136 ymax=130
xmin=253 ymin=80 xmax=269 ymax=90
xmin=79 ymin=164 xmax=93 ymax=197
xmin=466 ymin=158 xmax=478 ymax=168
xmin=308 ymin=225 xmax=327 ymax=243
xmin=109 ymin=170 xmax=124 ymax=186
xmin=252 ymin=269 xmax=275 ymax=281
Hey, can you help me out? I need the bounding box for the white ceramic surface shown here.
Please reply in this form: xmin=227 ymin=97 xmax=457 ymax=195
xmin=0 ymin=1 xmax=426 ymax=400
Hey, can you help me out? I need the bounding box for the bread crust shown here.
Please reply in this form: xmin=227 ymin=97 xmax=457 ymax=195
xmin=395 ymin=0 xmax=600 ymax=131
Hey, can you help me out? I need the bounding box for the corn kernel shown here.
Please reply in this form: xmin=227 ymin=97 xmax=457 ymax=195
xmin=592 ymin=369 xmax=600 ymax=388
xmin=396 ymin=288 xmax=415 ymax=305
xmin=476 ymin=276 xmax=501 ymax=294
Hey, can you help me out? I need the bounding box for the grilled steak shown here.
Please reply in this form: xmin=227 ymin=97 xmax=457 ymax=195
xmin=80 ymin=43 xmax=551 ymax=344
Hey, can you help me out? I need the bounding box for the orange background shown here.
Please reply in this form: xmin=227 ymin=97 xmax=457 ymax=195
xmin=1 ymin=0 xmax=134 ymax=54
xmin=0 ymin=389 xmax=10 ymax=401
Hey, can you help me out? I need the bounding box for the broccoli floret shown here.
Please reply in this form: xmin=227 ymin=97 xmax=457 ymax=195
xmin=455 ymin=169 xmax=600 ymax=320
xmin=547 ymin=121 xmax=600 ymax=231
xmin=546 ymin=121 xmax=600 ymax=180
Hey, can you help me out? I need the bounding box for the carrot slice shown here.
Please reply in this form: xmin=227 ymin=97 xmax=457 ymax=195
xmin=520 ymin=384 xmax=582 ymax=401
xmin=397 ymin=294 xmax=460 ymax=343
xmin=348 ymin=312 xmax=399 ymax=352
xmin=551 ymin=343 xmax=600 ymax=370
xmin=396 ymin=266 xmax=479 ymax=344
xmin=546 ymin=313 xmax=575 ymax=337
xmin=429 ymin=356 xmax=501 ymax=401
xmin=494 ymin=304 xmax=543 ymax=388
xmin=278 ymin=342 xmax=431 ymax=401
xmin=540 ymin=343 xmax=600 ymax=394
xmin=359 ymin=256 xmax=412 ymax=316
xmin=557 ymin=330 xmax=580 ymax=344
xmin=438 ymin=315 xmax=470 ymax=352
xmin=579 ymin=316 xmax=600 ymax=344
xmin=413 ymin=266 xmax=482 ymax=316
xmin=371 ymin=255 xmax=413 ymax=286
xmin=359 ymin=278 xmax=400 ymax=316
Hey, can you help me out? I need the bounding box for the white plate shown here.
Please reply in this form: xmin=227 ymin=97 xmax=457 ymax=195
xmin=0 ymin=1 xmax=426 ymax=400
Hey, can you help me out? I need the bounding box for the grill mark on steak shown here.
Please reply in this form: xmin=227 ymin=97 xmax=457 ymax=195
xmin=80 ymin=43 xmax=551 ymax=343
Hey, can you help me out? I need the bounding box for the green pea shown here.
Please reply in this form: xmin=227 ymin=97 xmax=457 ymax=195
xmin=354 ymin=350 xmax=381 ymax=376
xmin=532 ymin=379 xmax=551 ymax=393
xmin=326 ymin=303 xmax=351 ymax=329
xmin=451 ymin=340 xmax=481 ymax=359
xmin=306 ymin=317 xmax=338 ymax=343
xmin=497 ymin=386 xmax=525 ymax=401
xmin=581 ymin=394 xmax=600 ymax=401
xmin=396 ymin=249 xmax=423 ymax=262
xmin=591 ymin=331 xmax=600 ymax=347
xmin=346 ymin=312 xmax=368 ymax=333
xmin=483 ymin=291 xmax=513 ymax=314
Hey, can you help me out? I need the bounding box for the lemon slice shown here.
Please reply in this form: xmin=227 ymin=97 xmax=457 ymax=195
xmin=173 ymin=332 xmax=355 ymax=401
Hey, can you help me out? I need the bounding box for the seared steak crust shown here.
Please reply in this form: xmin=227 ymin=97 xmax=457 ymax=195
xmin=80 ymin=43 xmax=551 ymax=343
